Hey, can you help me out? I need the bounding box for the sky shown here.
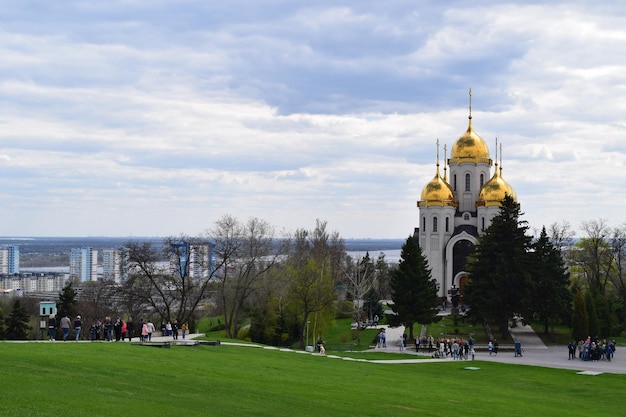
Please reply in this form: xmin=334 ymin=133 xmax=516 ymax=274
xmin=1 ymin=0 xmax=625 ymax=239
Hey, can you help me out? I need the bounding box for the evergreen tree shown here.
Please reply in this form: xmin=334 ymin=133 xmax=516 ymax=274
xmin=0 ymin=305 xmax=5 ymax=340
xmin=6 ymin=299 xmax=31 ymax=340
xmin=388 ymin=236 xmax=440 ymax=341
xmin=571 ymin=290 xmax=589 ymax=341
xmin=464 ymin=195 xmax=533 ymax=339
xmin=531 ymin=226 xmax=572 ymax=339
xmin=57 ymin=282 xmax=78 ymax=319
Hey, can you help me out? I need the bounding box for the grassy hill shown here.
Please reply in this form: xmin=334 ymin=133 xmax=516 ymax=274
xmin=0 ymin=341 xmax=624 ymax=417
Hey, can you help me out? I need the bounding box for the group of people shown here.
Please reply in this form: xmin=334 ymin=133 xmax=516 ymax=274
xmin=429 ymin=337 xmax=477 ymax=360
xmin=47 ymin=314 xmax=190 ymax=342
xmin=568 ymin=337 xmax=616 ymax=362
xmin=412 ymin=335 xmax=477 ymax=360
xmin=47 ymin=314 xmax=82 ymax=341
xmin=376 ymin=328 xmax=387 ymax=347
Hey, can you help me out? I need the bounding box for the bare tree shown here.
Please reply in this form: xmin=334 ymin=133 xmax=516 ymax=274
xmin=121 ymin=235 xmax=222 ymax=325
xmin=609 ymin=224 xmax=626 ymax=336
xmin=569 ymin=219 xmax=614 ymax=294
xmin=343 ymin=252 xmax=374 ymax=345
xmin=208 ymin=215 xmax=284 ymax=339
xmin=77 ymin=279 xmax=118 ymax=328
xmin=548 ymin=220 xmax=575 ymax=251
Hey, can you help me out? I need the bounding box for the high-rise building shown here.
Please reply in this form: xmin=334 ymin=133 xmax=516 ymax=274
xmin=416 ymin=95 xmax=517 ymax=303
xmin=170 ymin=243 xmax=214 ymax=278
xmin=0 ymin=245 xmax=19 ymax=274
xmin=189 ymin=244 xmax=214 ymax=278
xmin=102 ymin=248 xmax=127 ymax=284
xmin=69 ymin=247 xmax=98 ymax=282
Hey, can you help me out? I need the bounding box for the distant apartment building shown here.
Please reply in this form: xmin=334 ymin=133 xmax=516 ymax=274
xmin=0 ymin=272 xmax=66 ymax=294
xmin=102 ymin=248 xmax=127 ymax=284
xmin=170 ymin=243 xmax=214 ymax=278
xmin=69 ymin=247 xmax=98 ymax=282
xmin=0 ymin=245 xmax=20 ymax=274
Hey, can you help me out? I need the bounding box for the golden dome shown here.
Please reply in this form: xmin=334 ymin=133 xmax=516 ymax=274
xmin=477 ymin=169 xmax=517 ymax=207
xmin=418 ymin=168 xmax=457 ymax=208
xmin=449 ymin=119 xmax=491 ymax=164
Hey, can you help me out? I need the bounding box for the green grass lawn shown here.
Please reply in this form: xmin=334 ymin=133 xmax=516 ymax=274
xmin=1 ymin=341 xmax=624 ymax=417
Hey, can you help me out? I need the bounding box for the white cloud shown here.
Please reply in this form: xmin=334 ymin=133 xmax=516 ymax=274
xmin=0 ymin=1 xmax=625 ymax=238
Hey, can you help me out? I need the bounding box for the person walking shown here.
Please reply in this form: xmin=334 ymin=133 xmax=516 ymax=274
xmin=60 ymin=315 xmax=71 ymax=341
xmin=181 ymin=322 xmax=189 ymax=339
xmin=126 ymin=317 xmax=135 ymax=342
xmin=95 ymin=320 xmax=102 ymax=341
xmin=74 ymin=315 xmax=82 ymax=341
xmin=138 ymin=319 xmax=144 ymax=342
xmin=114 ymin=318 xmax=123 ymax=341
xmin=104 ymin=316 xmax=113 ymax=342
xmin=172 ymin=320 xmax=179 ymax=340
xmin=568 ymin=341 xmax=577 ymax=360
xmin=147 ymin=320 xmax=155 ymax=341
xmin=141 ymin=321 xmax=149 ymax=342
xmin=48 ymin=314 xmax=57 ymax=341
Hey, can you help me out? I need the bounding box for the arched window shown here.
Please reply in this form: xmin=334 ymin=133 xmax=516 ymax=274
xmin=433 ymin=217 xmax=438 ymax=232
xmin=463 ymin=213 xmax=470 ymax=221
xmin=445 ymin=217 xmax=450 ymax=233
xmin=423 ymin=217 xmax=426 ymax=232
xmin=480 ymin=173 xmax=484 ymax=188
xmin=465 ymin=173 xmax=471 ymax=191
xmin=453 ymin=174 xmax=457 ymax=191
xmin=482 ymin=217 xmax=485 ymax=231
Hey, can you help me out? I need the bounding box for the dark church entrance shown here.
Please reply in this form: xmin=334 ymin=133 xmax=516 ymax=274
xmin=452 ymin=239 xmax=474 ymax=305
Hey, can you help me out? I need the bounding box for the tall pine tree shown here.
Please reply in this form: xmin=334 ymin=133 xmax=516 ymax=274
xmin=57 ymin=283 xmax=78 ymax=319
xmin=6 ymin=299 xmax=31 ymax=340
xmin=388 ymin=236 xmax=440 ymax=341
xmin=531 ymin=226 xmax=572 ymax=339
xmin=464 ymin=195 xmax=533 ymax=339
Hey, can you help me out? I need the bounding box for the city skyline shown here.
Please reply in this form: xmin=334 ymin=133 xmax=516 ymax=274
xmin=1 ymin=1 xmax=625 ymax=239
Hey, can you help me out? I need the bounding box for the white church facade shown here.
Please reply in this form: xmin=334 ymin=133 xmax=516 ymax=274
xmin=415 ymin=98 xmax=517 ymax=303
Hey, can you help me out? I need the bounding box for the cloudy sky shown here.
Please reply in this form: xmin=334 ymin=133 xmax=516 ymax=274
xmin=0 ymin=0 xmax=625 ymax=239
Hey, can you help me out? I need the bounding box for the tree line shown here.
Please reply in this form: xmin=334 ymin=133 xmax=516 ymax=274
xmin=2 ymin=202 xmax=626 ymax=344
xmin=0 ymin=217 xmax=391 ymax=347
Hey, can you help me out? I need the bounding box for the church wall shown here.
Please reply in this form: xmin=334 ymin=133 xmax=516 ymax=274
xmin=418 ymin=205 xmax=455 ymax=299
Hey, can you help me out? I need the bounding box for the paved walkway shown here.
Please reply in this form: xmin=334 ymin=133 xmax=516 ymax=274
xmin=362 ymin=320 xmax=626 ymax=375
xmin=29 ymin=322 xmax=626 ymax=375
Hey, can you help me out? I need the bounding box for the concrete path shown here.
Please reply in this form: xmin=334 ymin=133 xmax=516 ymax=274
xmin=30 ymin=323 xmax=626 ymax=376
xmin=362 ymin=320 xmax=626 ymax=375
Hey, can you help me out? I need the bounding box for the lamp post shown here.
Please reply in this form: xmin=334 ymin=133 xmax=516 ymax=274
xmin=306 ymin=320 xmax=310 ymax=349
xmin=449 ymin=285 xmax=460 ymax=315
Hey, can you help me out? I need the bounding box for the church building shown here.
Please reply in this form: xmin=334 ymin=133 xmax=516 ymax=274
xmin=415 ymin=95 xmax=517 ymax=303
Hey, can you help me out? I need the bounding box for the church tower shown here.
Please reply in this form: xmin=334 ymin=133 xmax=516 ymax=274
xmin=416 ymin=91 xmax=517 ymax=302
